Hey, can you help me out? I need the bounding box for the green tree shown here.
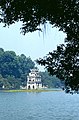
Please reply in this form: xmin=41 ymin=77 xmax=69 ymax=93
xmin=0 ymin=48 xmax=35 ymax=89
xmin=17 ymin=54 xmax=35 ymax=84
xmin=40 ymin=71 xmax=63 ymax=88
xmin=0 ymin=50 xmax=20 ymax=78
xmin=37 ymin=43 xmax=79 ymax=92
xmin=0 ymin=0 xmax=78 ymax=37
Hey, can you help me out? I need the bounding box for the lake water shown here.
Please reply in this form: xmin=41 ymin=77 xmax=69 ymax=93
xmin=0 ymin=91 xmax=79 ymax=120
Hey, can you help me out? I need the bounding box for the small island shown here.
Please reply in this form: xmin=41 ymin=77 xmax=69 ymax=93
xmin=0 ymin=48 xmax=63 ymax=91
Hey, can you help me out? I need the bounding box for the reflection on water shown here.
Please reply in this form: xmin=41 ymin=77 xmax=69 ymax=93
xmin=0 ymin=91 xmax=79 ymax=120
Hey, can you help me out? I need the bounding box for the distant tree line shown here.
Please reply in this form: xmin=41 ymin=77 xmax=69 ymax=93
xmin=0 ymin=48 xmax=62 ymax=89
xmin=0 ymin=48 xmax=35 ymax=89
xmin=40 ymin=71 xmax=64 ymax=88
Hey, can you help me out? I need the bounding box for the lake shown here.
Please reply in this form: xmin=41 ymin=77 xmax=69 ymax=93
xmin=0 ymin=91 xmax=79 ymax=120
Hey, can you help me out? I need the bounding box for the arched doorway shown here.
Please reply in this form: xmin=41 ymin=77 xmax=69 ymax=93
xmin=28 ymin=85 xmax=30 ymax=89
xmin=33 ymin=85 xmax=34 ymax=89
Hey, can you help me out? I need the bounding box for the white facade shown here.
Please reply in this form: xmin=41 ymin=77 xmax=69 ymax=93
xmin=27 ymin=69 xmax=42 ymax=89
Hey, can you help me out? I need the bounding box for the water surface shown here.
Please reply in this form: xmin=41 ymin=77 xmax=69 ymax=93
xmin=0 ymin=91 xmax=79 ymax=120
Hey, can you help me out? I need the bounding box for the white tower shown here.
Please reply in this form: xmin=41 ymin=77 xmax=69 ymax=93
xmin=27 ymin=69 xmax=42 ymax=89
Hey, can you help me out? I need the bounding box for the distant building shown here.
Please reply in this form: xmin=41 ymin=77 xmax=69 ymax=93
xmin=27 ymin=69 xmax=42 ymax=89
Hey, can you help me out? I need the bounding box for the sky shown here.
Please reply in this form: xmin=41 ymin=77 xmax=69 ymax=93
xmin=0 ymin=22 xmax=66 ymax=71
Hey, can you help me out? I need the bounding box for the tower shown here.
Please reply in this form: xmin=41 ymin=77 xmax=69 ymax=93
xmin=27 ymin=69 xmax=42 ymax=89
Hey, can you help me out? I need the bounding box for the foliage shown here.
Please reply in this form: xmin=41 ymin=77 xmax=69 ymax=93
xmin=0 ymin=48 xmax=35 ymax=89
xmin=0 ymin=0 xmax=79 ymax=91
xmin=0 ymin=0 xmax=78 ymax=37
xmin=40 ymin=71 xmax=63 ymax=88
xmin=37 ymin=43 xmax=79 ymax=92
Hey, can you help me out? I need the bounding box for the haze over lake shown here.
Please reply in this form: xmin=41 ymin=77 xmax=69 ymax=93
xmin=0 ymin=91 xmax=79 ymax=120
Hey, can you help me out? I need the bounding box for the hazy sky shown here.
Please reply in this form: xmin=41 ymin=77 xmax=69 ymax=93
xmin=0 ymin=22 xmax=66 ymax=71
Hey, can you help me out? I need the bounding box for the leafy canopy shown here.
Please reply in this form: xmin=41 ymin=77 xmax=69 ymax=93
xmin=0 ymin=0 xmax=78 ymax=36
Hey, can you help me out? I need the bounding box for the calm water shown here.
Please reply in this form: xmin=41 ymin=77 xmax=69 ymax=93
xmin=0 ymin=91 xmax=79 ymax=120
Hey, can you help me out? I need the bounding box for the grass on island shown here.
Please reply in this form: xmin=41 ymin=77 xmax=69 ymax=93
xmin=3 ymin=89 xmax=62 ymax=93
